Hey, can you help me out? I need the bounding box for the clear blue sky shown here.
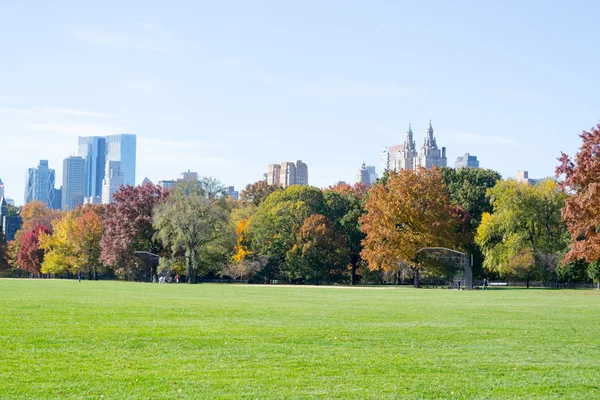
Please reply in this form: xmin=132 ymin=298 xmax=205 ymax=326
xmin=1 ymin=1 xmax=598 ymax=204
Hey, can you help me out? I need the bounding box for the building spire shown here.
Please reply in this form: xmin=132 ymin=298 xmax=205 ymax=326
xmin=427 ymin=119 xmax=434 ymax=143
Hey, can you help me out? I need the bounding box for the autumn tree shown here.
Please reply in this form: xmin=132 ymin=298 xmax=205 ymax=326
xmin=360 ymin=168 xmax=461 ymax=287
xmin=153 ymin=180 xmax=231 ymax=283
xmin=72 ymin=205 xmax=104 ymax=279
xmin=12 ymin=201 xmax=60 ymax=258
xmin=240 ymin=181 xmax=281 ymax=207
xmin=100 ymin=183 xmax=168 ymax=280
xmin=475 ymin=179 xmax=568 ymax=286
xmin=286 ymin=214 xmax=347 ymax=284
xmin=39 ymin=212 xmax=77 ymax=276
xmin=17 ymin=225 xmax=50 ymax=275
xmin=556 ymin=124 xmax=600 ymax=270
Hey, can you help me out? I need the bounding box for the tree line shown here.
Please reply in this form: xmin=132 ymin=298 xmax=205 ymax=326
xmin=1 ymin=124 xmax=600 ymax=287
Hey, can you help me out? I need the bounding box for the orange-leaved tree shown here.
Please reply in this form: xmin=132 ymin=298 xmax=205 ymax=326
xmin=360 ymin=167 xmax=461 ymax=286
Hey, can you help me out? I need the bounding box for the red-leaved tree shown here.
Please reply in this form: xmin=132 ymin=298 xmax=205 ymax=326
xmin=17 ymin=225 xmax=50 ymax=275
xmin=557 ymin=123 xmax=600 ymax=264
xmin=100 ymin=183 xmax=168 ymax=280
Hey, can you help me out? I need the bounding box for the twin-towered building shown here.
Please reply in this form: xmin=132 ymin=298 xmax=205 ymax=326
xmin=267 ymin=160 xmax=308 ymax=188
xmin=381 ymin=121 xmax=447 ymax=173
xmin=24 ymin=134 xmax=137 ymax=211
xmin=77 ymin=134 xmax=136 ymax=207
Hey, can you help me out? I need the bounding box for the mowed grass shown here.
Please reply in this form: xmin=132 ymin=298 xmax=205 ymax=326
xmin=1 ymin=281 xmax=600 ymax=399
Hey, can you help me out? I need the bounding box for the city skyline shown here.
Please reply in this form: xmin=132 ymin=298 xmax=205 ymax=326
xmin=0 ymin=1 xmax=596 ymax=202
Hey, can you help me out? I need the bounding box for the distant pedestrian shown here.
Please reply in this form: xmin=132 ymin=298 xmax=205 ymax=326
xmin=175 ymin=274 xmax=179 ymax=283
xmin=457 ymin=280 xmax=461 ymax=290
xmin=78 ymin=271 xmax=82 ymax=283
xmin=483 ymin=278 xmax=488 ymax=290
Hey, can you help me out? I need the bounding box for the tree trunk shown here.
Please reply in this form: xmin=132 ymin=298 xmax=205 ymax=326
xmin=413 ymin=268 xmax=420 ymax=288
xmin=597 ymin=280 xmax=599 ymax=290
xmin=188 ymin=250 xmax=197 ymax=284
xmin=350 ymin=262 xmax=357 ymax=285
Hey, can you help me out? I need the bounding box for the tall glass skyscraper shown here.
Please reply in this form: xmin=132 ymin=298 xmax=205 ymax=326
xmin=105 ymin=134 xmax=136 ymax=187
xmin=78 ymin=134 xmax=136 ymax=199
xmin=78 ymin=136 xmax=106 ymax=198
xmin=24 ymin=160 xmax=56 ymax=208
xmin=62 ymin=156 xmax=86 ymax=211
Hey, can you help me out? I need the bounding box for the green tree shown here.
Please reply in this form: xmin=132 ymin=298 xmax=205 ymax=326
xmin=247 ymin=185 xmax=325 ymax=281
xmin=475 ymin=179 xmax=568 ymax=286
xmin=0 ymin=232 xmax=10 ymax=272
xmin=441 ymin=167 xmax=502 ymax=277
xmin=587 ymin=261 xmax=600 ymax=290
xmin=153 ymin=180 xmax=231 ymax=283
xmin=323 ymin=186 xmax=366 ymax=284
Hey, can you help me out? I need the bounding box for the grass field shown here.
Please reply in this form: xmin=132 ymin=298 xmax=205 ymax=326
xmin=1 ymin=280 xmax=599 ymax=399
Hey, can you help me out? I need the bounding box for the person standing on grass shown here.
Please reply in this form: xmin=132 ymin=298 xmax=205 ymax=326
xmin=483 ymin=278 xmax=488 ymax=290
xmin=77 ymin=271 xmax=82 ymax=283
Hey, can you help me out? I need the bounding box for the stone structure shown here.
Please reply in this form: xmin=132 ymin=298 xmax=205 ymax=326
xmin=356 ymin=162 xmax=370 ymax=187
xmin=380 ymin=145 xmax=404 ymax=172
xmin=267 ymin=160 xmax=308 ymax=188
xmin=455 ymin=153 xmax=479 ymax=169
xmin=516 ymin=170 xmax=541 ymax=185
xmin=398 ymin=125 xmax=418 ymax=170
xmin=417 ymin=121 xmax=447 ymax=169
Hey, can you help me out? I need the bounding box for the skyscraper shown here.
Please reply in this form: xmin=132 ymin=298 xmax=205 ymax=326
xmin=61 ymin=156 xmax=86 ymax=211
xmin=279 ymin=162 xmax=296 ymax=188
xmin=78 ymin=136 xmax=106 ymax=198
xmin=393 ymin=122 xmax=447 ymax=171
xmin=0 ymin=178 xmax=4 ymax=199
xmin=267 ymin=160 xmax=308 ymax=188
xmin=1 ymin=196 xmax=22 ymax=241
xmin=267 ymin=164 xmax=281 ymax=186
xmin=455 ymin=153 xmax=479 ymax=169
xmin=356 ymin=162 xmax=370 ymax=187
xmin=417 ymin=121 xmax=447 ymax=169
xmin=380 ymin=148 xmax=390 ymax=173
xmin=24 ymin=160 xmax=56 ymax=208
xmin=295 ymin=160 xmax=308 ymax=186
xmin=367 ymin=166 xmax=377 ymax=185
xmin=105 ymin=134 xmax=136 ymax=187
xmin=102 ymin=161 xmax=124 ymax=204
xmin=398 ymin=125 xmax=418 ymax=170
xmin=227 ymin=186 xmax=239 ymax=200
xmin=180 ymin=170 xmax=198 ymax=182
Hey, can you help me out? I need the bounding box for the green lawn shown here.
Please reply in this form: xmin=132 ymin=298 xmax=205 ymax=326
xmin=1 ymin=280 xmax=599 ymax=399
